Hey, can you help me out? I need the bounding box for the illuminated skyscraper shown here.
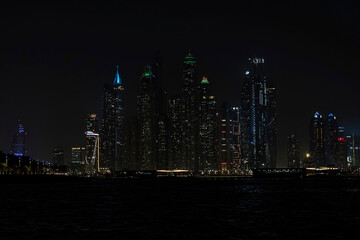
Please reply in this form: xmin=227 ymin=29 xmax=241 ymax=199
xmin=308 ymin=112 xmax=325 ymax=167
xmin=100 ymin=66 xmax=125 ymax=171
xmin=137 ymin=66 xmax=157 ymax=170
xmin=336 ymin=126 xmax=348 ymax=169
xmin=180 ymin=51 xmax=199 ymax=171
xmin=198 ymin=77 xmax=218 ymax=170
xmin=10 ymin=120 xmax=27 ymax=157
xmin=324 ymin=113 xmax=338 ymax=167
xmin=219 ymin=105 xmax=241 ymax=170
xmin=240 ymin=58 xmax=268 ymax=169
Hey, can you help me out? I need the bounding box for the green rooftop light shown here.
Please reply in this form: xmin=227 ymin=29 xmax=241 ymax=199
xmin=201 ymin=77 xmax=209 ymax=84
xmin=184 ymin=51 xmax=196 ymax=64
xmin=143 ymin=65 xmax=152 ymax=76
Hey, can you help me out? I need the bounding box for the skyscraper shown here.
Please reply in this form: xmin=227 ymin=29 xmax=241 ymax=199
xmin=137 ymin=65 xmax=157 ymax=170
xmin=336 ymin=126 xmax=348 ymax=169
xmin=198 ymin=77 xmax=218 ymax=171
xmin=10 ymin=120 xmax=27 ymax=157
xmin=100 ymin=66 xmax=125 ymax=172
xmin=287 ymin=132 xmax=300 ymax=168
xmin=219 ymin=105 xmax=241 ymax=170
xmin=70 ymin=146 xmax=86 ymax=174
xmin=308 ymin=112 xmax=325 ymax=167
xmin=240 ymin=57 xmax=268 ymax=169
xmin=180 ymin=51 xmax=199 ymax=171
xmin=324 ymin=113 xmax=338 ymax=167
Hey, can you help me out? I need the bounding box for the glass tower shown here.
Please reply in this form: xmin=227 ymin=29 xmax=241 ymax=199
xmin=100 ymin=66 xmax=125 ymax=172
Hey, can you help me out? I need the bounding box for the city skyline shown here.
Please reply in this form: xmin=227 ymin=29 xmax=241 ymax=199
xmin=1 ymin=1 xmax=360 ymax=167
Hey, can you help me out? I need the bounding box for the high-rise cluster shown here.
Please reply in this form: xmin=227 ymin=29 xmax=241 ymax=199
xmin=63 ymin=52 xmax=277 ymax=174
xmin=120 ymin=52 xmax=277 ymax=173
xmin=304 ymin=112 xmax=358 ymax=168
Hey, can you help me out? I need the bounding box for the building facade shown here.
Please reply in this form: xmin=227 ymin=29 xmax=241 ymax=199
xmin=53 ymin=147 xmax=65 ymax=166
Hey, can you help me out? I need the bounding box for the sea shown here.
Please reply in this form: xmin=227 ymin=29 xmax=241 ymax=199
xmin=0 ymin=177 xmax=360 ymax=239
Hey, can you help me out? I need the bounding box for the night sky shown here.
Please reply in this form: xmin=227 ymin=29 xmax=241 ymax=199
xmin=1 ymin=1 xmax=359 ymax=167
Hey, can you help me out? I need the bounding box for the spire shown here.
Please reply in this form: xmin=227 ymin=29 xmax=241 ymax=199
xmin=113 ymin=66 xmax=122 ymax=85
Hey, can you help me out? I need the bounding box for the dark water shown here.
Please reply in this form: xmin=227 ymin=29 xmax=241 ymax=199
xmin=1 ymin=177 xmax=360 ymax=239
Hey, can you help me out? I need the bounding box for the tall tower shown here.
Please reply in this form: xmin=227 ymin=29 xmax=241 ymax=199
xmin=324 ymin=113 xmax=338 ymax=167
xmin=100 ymin=66 xmax=125 ymax=172
xmin=180 ymin=51 xmax=199 ymax=171
xmin=219 ymin=104 xmax=241 ymax=170
xmin=10 ymin=120 xmax=27 ymax=157
xmin=198 ymin=77 xmax=218 ymax=171
xmin=336 ymin=126 xmax=348 ymax=169
xmin=240 ymin=57 xmax=267 ymax=169
xmin=308 ymin=112 xmax=325 ymax=167
xmin=137 ymin=65 xmax=157 ymax=170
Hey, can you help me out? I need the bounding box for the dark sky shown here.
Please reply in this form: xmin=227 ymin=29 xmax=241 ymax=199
xmin=1 ymin=0 xmax=360 ymax=167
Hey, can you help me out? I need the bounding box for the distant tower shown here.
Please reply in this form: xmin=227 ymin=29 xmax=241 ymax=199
xmin=324 ymin=113 xmax=338 ymax=167
xmin=180 ymin=51 xmax=199 ymax=171
xmin=287 ymin=132 xmax=300 ymax=168
xmin=198 ymin=77 xmax=218 ymax=170
xmin=336 ymin=126 xmax=348 ymax=169
xmin=137 ymin=65 xmax=157 ymax=170
xmin=100 ymin=66 xmax=125 ymax=172
xmin=10 ymin=120 xmax=27 ymax=157
xmin=240 ymin=57 xmax=267 ymax=169
xmin=219 ymin=104 xmax=241 ymax=170
xmin=308 ymin=112 xmax=325 ymax=167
